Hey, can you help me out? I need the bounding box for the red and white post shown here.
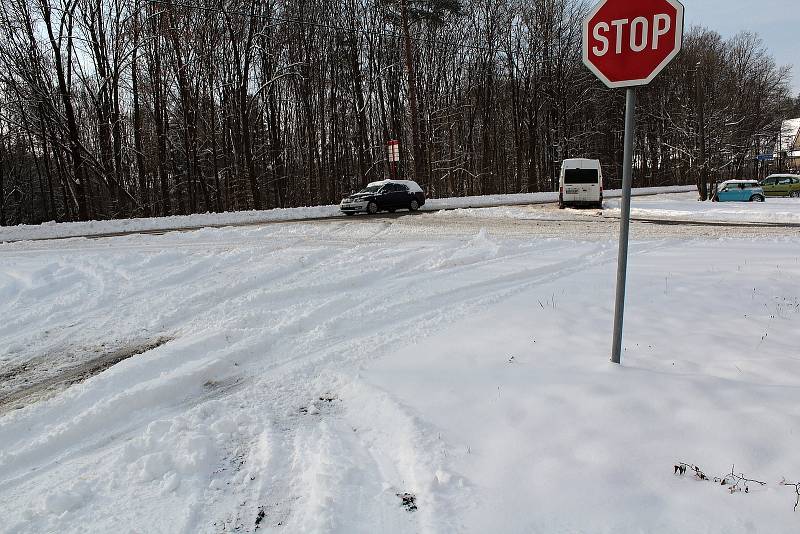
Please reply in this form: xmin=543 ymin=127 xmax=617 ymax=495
xmin=387 ymin=140 xmax=400 ymax=180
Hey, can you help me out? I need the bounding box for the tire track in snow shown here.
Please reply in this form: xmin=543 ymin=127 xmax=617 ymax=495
xmin=0 ymin=226 xmax=676 ymax=532
xmin=213 ymin=238 xmax=684 ymax=532
xmin=188 ymin=239 xmax=634 ymax=532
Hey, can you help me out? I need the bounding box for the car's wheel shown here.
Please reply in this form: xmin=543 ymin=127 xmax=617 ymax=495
xmin=790 ymin=191 xmax=800 ymax=198
xmin=367 ymin=201 xmax=379 ymax=214
xmin=750 ymin=194 xmax=765 ymax=202
xmin=388 ymin=208 xmax=396 ymax=213
xmin=712 ymin=195 xmax=719 ymax=202
xmin=409 ymin=199 xmax=420 ymax=211
xmin=344 ymin=212 xmax=355 ymax=216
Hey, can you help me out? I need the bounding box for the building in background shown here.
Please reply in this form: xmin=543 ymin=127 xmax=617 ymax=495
xmin=777 ymin=118 xmax=800 ymax=171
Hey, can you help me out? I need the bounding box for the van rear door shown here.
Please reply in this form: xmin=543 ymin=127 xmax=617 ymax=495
xmin=563 ymin=168 xmax=600 ymax=202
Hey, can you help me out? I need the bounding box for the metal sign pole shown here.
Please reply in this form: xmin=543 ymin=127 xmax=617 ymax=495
xmin=611 ymin=88 xmax=637 ymax=364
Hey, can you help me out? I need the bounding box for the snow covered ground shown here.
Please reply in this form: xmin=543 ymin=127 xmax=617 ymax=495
xmin=1 ymin=208 xmax=800 ymax=533
xmin=0 ymin=185 xmax=696 ymax=243
xmin=434 ymin=192 xmax=800 ymax=226
xmin=604 ymin=192 xmax=800 ymax=225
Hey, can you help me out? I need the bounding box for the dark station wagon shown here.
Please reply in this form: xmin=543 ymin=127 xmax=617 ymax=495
xmin=340 ymin=180 xmax=426 ymax=215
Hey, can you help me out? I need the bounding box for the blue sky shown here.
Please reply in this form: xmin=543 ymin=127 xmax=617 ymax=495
xmin=686 ymin=0 xmax=800 ymax=95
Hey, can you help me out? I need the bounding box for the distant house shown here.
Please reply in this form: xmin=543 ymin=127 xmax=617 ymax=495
xmin=777 ymin=118 xmax=800 ymax=170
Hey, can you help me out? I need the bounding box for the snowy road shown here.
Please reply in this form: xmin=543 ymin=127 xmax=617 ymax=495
xmin=0 ymin=186 xmax=699 ymax=243
xmin=2 ymin=203 xmax=800 ymax=533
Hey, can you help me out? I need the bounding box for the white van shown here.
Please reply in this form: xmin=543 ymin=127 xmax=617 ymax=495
xmin=559 ymin=159 xmax=603 ymax=209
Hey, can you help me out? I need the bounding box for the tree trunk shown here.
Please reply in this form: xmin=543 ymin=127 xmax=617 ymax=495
xmin=697 ymin=67 xmax=708 ymax=201
xmin=399 ymin=0 xmax=425 ymax=188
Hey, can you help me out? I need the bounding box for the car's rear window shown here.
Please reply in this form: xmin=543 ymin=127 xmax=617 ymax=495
xmin=564 ymin=169 xmax=599 ymax=184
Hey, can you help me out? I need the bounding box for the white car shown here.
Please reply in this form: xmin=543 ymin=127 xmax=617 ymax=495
xmin=559 ymin=159 xmax=603 ymax=209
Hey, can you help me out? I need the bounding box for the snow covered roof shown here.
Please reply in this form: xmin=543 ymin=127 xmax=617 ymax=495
xmin=560 ymin=158 xmax=601 ymax=169
xmin=367 ymin=179 xmax=424 ymax=193
xmin=766 ymin=173 xmax=800 ymax=178
xmin=561 ymin=158 xmax=600 ymax=164
xmin=719 ymin=179 xmax=760 ymax=187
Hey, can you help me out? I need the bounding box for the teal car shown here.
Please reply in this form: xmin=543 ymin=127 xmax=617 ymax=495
xmin=713 ymin=180 xmax=765 ymax=202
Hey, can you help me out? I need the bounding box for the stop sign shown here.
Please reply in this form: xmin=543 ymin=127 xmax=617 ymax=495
xmin=583 ymin=0 xmax=684 ymax=88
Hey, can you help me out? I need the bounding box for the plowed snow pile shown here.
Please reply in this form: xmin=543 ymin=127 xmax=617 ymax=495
xmin=1 ymin=216 xmax=799 ymax=533
xmin=0 ymin=185 xmax=696 ymax=242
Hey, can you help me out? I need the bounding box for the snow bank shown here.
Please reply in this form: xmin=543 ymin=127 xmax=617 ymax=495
xmin=0 ymin=185 xmax=696 ymax=242
xmin=605 ymin=193 xmax=800 ymax=225
xmin=436 ymin=190 xmax=800 ymax=226
xmin=425 ymin=185 xmax=696 ymax=211
xmin=0 ymin=204 xmax=341 ymax=243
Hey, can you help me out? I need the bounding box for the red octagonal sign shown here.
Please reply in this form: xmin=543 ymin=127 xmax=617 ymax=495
xmin=583 ymin=0 xmax=684 ymax=88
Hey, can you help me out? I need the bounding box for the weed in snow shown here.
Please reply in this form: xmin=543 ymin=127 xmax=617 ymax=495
xmin=676 ymin=462 xmax=800 ymax=510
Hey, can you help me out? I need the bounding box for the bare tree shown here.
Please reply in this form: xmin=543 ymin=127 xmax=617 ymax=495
xmin=0 ymin=0 xmax=793 ymax=225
